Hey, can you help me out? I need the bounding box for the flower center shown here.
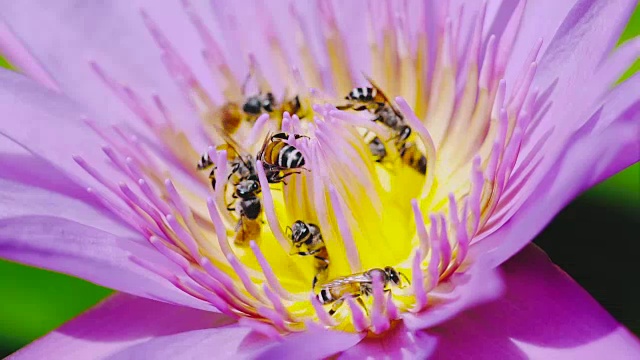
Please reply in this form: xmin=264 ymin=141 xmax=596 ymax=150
xmin=76 ymin=1 xmax=537 ymax=335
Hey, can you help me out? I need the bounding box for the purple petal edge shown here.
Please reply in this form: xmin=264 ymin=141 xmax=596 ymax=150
xmin=8 ymin=293 xmax=231 ymax=360
xmin=427 ymin=244 xmax=640 ymax=359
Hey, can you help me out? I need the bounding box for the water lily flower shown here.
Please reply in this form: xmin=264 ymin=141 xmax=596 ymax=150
xmin=1 ymin=0 xmax=639 ymax=358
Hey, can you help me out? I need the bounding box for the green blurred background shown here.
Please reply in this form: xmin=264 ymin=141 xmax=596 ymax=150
xmin=0 ymin=6 xmax=639 ymax=357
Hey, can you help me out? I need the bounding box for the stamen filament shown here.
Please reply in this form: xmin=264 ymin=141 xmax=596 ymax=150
xmin=370 ymin=271 xmax=390 ymax=334
xmin=138 ymin=178 xmax=173 ymax=217
xmin=250 ymin=241 xmax=296 ymax=301
xmin=211 ymin=149 xmax=235 ymax=227
xmin=206 ymin=197 xmax=236 ymax=260
xmin=329 ymin=186 xmax=361 ymax=273
xmin=411 ymin=199 xmax=431 ymax=261
xmin=255 ymin=160 xmax=292 ymax=252
xmin=311 ymin=294 xmax=337 ymax=327
xmin=226 ymin=254 xmax=267 ymax=303
xmin=346 ymin=297 xmax=369 ymax=333
xmin=427 ymin=217 xmax=441 ymax=291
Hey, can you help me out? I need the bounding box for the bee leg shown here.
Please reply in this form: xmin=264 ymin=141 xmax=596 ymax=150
xmin=241 ymin=72 xmax=252 ymax=96
xmin=296 ymin=250 xmax=319 ymax=256
xmin=312 ymin=264 xmax=329 ymax=290
xmin=286 ymin=171 xmax=303 ymax=176
xmin=225 ymin=196 xmax=237 ymax=211
xmin=328 ymin=299 xmax=344 ymax=316
xmin=356 ymin=296 xmax=369 ymax=316
xmin=399 ymin=271 xmax=411 ymax=286
xmin=276 ymin=171 xmax=302 ymax=183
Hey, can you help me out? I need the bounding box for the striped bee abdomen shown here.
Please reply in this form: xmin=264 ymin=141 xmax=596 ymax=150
xmin=197 ymin=151 xmax=214 ymax=170
xmin=346 ymin=87 xmax=376 ymax=102
xmin=318 ymin=289 xmax=333 ymax=304
xmin=260 ymin=133 xmax=306 ymax=170
xmin=278 ymin=144 xmax=305 ymax=168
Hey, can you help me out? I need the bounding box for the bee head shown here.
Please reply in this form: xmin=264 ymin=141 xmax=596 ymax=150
xmin=235 ymin=179 xmax=260 ymax=198
xmin=290 ymin=220 xmax=309 ymax=244
xmin=243 ymin=96 xmax=263 ymax=115
xmin=384 ymin=266 xmax=408 ymax=288
xmin=399 ymin=126 xmax=412 ymax=141
xmin=262 ymin=92 xmax=275 ymax=112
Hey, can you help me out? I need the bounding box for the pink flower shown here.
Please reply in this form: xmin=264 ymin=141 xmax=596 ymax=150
xmin=1 ymin=0 xmax=639 ymax=358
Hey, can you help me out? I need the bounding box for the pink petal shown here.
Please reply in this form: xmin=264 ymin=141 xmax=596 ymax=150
xmin=8 ymin=293 xmax=229 ymax=359
xmin=0 ymin=214 xmax=207 ymax=310
xmin=426 ymin=245 xmax=640 ymax=359
xmin=523 ymin=0 xmax=637 ymax=152
xmin=105 ymin=323 xmax=363 ymax=359
xmin=0 ymin=139 xmax=134 ymax=238
xmin=402 ymin=254 xmax=505 ymax=331
xmin=249 ymin=326 xmax=365 ymax=360
xmin=0 ymin=69 xmax=124 ymax=193
xmin=473 ymin=118 xmax=639 ymax=267
xmin=0 ymin=142 xmax=207 ymax=310
xmin=536 ymin=0 xmax=635 ymax=88
xmin=499 ymin=0 xmax=578 ymax=86
xmin=591 ymin=73 xmax=640 ymax=134
xmin=0 ymin=1 xmax=212 ymax=134
xmin=337 ymin=323 xmax=436 ymax=359
xmin=106 ymin=327 xmax=258 ymax=360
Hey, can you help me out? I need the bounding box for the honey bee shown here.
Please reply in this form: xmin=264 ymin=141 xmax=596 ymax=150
xmin=214 ymin=71 xmax=276 ymax=136
xmin=196 ymin=143 xmax=257 ymax=191
xmin=373 ymin=105 xmax=405 ymax=133
xmin=215 ymin=92 xmax=275 ymax=136
xmin=196 ymin=151 xmax=218 ymax=190
xmin=217 ymin=77 xmax=311 ymax=136
xmin=342 ymin=80 xmax=406 ymax=134
xmin=195 ymin=126 xmax=265 ymax=246
xmin=280 ymin=95 xmax=304 ymax=119
xmin=242 ymin=92 xmax=277 ymax=118
xmin=340 ymin=78 xmax=427 ymax=175
xmin=399 ymin=141 xmax=427 ymax=175
xmin=363 ymin=132 xmax=388 ymax=163
xmin=257 ymin=132 xmax=307 ymax=184
xmin=317 ymin=267 xmax=409 ymax=316
xmin=286 ymin=221 xmax=329 ymax=288
xmin=227 ymin=177 xmax=262 ymax=246
xmin=341 ymin=86 xmax=387 ymax=112
xmin=217 ymin=101 xmax=245 ymax=136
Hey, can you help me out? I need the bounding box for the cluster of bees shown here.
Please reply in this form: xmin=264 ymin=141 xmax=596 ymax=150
xmin=197 ymin=131 xmax=306 ymax=246
xmin=339 ymin=79 xmax=427 ymax=175
xmin=196 ymin=81 xmax=411 ymax=317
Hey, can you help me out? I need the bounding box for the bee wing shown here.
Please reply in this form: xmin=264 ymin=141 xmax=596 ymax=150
xmin=362 ymin=74 xmax=389 ymax=102
xmin=246 ymin=57 xmax=272 ymax=95
xmin=210 ymin=123 xmax=253 ymax=158
xmin=323 ymin=273 xmax=371 ymax=287
xmin=363 ymin=74 xmax=404 ymax=117
xmin=256 ymin=130 xmax=274 ymax=161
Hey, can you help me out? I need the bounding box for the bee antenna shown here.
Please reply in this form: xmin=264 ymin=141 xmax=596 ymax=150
xmin=399 ymin=271 xmax=411 ymax=286
xmin=285 ymin=226 xmax=293 ymax=239
xmin=360 ymin=71 xmax=373 ymax=83
xmin=241 ymin=72 xmax=253 ymax=96
xmin=229 ymin=145 xmax=251 ymax=169
xmin=336 ymin=104 xmax=353 ymax=110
